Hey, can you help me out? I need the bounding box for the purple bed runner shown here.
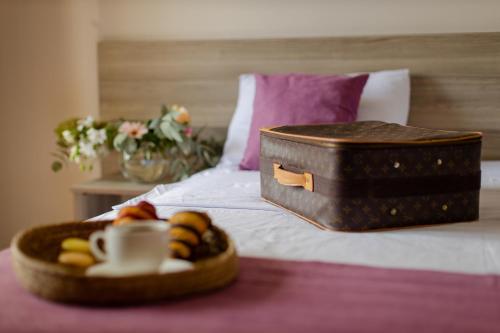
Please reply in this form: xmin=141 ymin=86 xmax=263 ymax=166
xmin=1 ymin=249 xmax=499 ymax=333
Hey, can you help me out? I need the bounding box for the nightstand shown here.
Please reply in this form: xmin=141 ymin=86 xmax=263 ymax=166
xmin=71 ymin=173 xmax=161 ymax=220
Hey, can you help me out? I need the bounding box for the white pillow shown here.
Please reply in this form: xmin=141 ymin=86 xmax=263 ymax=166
xmin=219 ymin=74 xmax=256 ymax=167
xmin=357 ymin=69 xmax=410 ymax=124
xmin=219 ymin=69 xmax=410 ymax=166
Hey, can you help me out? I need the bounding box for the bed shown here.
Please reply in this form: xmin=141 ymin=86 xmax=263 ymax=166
xmin=96 ymin=162 xmax=500 ymax=274
xmin=2 ymin=32 xmax=500 ymax=333
xmin=96 ymin=30 xmax=500 ymax=274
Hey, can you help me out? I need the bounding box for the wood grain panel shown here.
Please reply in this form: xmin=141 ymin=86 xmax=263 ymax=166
xmin=99 ymin=32 xmax=500 ymax=161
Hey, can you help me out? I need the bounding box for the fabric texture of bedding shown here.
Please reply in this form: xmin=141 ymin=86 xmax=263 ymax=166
xmin=106 ymin=161 xmax=500 ymax=275
xmin=239 ymin=73 xmax=368 ymax=170
xmin=220 ymin=69 xmax=411 ymax=167
xmin=481 ymin=161 xmax=500 ymax=188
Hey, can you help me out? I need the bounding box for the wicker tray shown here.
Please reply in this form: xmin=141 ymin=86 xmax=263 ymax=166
xmin=11 ymin=221 xmax=238 ymax=305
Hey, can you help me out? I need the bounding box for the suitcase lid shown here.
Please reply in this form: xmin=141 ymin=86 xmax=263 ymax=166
xmin=260 ymin=121 xmax=482 ymax=146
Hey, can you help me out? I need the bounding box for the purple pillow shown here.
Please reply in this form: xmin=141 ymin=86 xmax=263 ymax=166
xmin=239 ymin=73 xmax=369 ymax=170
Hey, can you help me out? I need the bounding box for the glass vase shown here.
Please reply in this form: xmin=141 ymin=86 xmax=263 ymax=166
xmin=120 ymin=149 xmax=171 ymax=183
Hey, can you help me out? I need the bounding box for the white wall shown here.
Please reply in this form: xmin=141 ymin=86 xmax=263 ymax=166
xmin=0 ymin=0 xmax=99 ymax=248
xmin=99 ymin=0 xmax=500 ymax=40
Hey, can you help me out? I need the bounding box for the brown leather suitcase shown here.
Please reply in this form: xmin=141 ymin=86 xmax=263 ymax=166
xmin=260 ymin=121 xmax=482 ymax=231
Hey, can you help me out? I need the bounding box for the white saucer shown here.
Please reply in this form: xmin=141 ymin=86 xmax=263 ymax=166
xmin=86 ymin=258 xmax=194 ymax=277
xmin=159 ymin=258 xmax=194 ymax=274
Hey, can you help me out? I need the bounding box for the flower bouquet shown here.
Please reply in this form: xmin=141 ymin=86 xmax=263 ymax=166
xmin=52 ymin=105 xmax=223 ymax=183
xmin=52 ymin=116 xmax=116 ymax=172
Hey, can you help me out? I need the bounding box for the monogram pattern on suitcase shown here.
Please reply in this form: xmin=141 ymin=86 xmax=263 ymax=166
xmin=267 ymin=121 xmax=481 ymax=143
xmin=260 ymin=122 xmax=481 ymax=231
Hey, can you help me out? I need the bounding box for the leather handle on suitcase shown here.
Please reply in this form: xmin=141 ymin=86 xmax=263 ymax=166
xmin=273 ymin=163 xmax=314 ymax=192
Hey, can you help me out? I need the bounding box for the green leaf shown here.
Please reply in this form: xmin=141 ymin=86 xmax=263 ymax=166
xmin=149 ymin=117 xmax=160 ymax=130
xmin=124 ymin=138 xmax=138 ymax=155
xmin=160 ymin=121 xmax=183 ymax=143
xmin=161 ymin=104 xmax=169 ymax=116
xmin=179 ymin=140 xmax=192 ymax=155
xmin=105 ymin=123 xmax=119 ymax=149
xmin=161 ymin=112 xmax=182 ymax=127
xmin=159 ymin=121 xmax=172 ymax=138
xmin=113 ymin=132 xmax=128 ymax=150
xmin=202 ymin=149 xmax=212 ymax=162
xmin=153 ymin=126 xmax=166 ymax=139
xmin=54 ymin=118 xmax=79 ymax=137
xmin=51 ymin=161 xmax=63 ymax=172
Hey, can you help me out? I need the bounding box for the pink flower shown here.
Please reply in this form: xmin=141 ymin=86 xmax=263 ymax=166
xmin=184 ymin=127 xmax=193 ymax=137
xmin=119 ymin=121 xmax=148 ymax=139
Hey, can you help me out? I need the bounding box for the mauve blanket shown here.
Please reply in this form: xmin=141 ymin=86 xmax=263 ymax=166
xmin=0 ymin=249 xmax=499 ymax=333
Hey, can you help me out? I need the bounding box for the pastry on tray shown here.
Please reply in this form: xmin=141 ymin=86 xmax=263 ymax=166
xmin=55 ymin=201 xmax=228 ymax=270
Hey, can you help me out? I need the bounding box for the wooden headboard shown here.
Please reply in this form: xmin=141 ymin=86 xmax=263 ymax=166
xmin=99 ymin=32 xmax=500 ymax=160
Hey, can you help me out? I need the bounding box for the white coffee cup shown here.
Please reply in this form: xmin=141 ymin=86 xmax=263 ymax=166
xmin=89 ymin=221 xmax=170 ymax=274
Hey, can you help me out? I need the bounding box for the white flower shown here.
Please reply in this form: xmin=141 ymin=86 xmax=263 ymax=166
xmin=87 ymin=128 xmax=107 ymax=145
xmin=69 ymin=145 xmax=80 ymax=163
xmin=62 ymin=130 xmax=74 ymax=144
xmin=77 ymin=116 xmax=94 ymax=131
xmin=80 ymin=116 xmax=94 ymax=127
xmin=79 ymin=141 xmax=97 ymax=158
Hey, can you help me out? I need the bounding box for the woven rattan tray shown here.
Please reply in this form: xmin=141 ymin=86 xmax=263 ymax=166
xmin=11 ymin=221 xmax=238 ymax=305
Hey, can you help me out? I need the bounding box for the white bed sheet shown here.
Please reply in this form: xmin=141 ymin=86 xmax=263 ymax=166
xmin=481 ymin=161 xmax=500 ymax=188
xmin=95 ymin=162 xmax=500 ymax=275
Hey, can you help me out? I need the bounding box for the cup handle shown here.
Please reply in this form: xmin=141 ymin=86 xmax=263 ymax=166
xmin=89 ymin=231 xmax=107 ymax=261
